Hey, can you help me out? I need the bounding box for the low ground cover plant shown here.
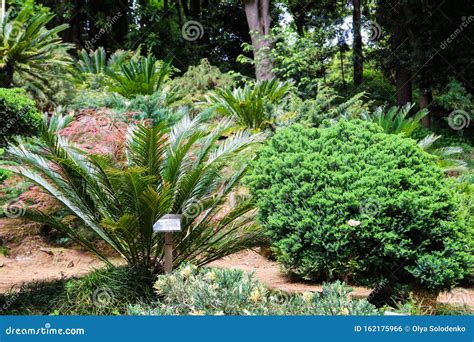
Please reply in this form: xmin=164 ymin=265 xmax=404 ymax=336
xmin=128 ymin=264 xmax=379 ymax=315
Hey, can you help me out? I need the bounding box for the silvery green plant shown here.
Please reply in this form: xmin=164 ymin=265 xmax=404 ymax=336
xmin=128 ymin=264 xmax=379 ymax=315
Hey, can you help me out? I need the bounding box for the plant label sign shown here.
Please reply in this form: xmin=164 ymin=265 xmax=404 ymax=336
xmin=153 ymin=214 xmax=182 ymax=232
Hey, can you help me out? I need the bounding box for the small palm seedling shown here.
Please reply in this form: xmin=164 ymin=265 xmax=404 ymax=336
xmin=8 ymin=113 xmax=265 ymax=275
xmin=206 ymin=79 xmax=291 ymax=130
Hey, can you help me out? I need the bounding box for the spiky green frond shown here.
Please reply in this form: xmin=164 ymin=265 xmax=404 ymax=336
xmin=8 ymin=113 xmax=264 ymax=273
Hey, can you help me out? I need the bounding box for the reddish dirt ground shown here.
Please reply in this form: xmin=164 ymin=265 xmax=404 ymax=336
xmin=0 ymin=218 xmax=107 ymax=292
xmin=209 ymin=250 xmax=474 ymax=309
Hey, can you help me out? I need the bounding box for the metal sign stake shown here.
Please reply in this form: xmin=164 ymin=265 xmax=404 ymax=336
xmin=153 ymin=214 xmax=182 ymax=274
xmin=164 ymin=232 xmax=173 ymax=273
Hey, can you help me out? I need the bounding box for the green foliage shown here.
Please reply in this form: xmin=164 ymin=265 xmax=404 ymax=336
xmin=73 ymin=48 xmax=139 ymax=90
xmin=68 ymin=90 xmax=124 ymax=111
xmin=0 ymin=266 xmax=154 ymax=315
xmin=8 ymin=113 xmax=266 ymax=273
xmin=112 ymin=91 xmax=184 ymax=127
xmin=352 ymin=67 xmax=396 ymax=107
xmin=363 ymin=103 xmax=428 ymax=136
xmin=284 ymin=85 xmax=369 ymax=127
xmin=107 ymin=55 xmax=172 ymax=98
xmin=0 ymin=4 xmax=72 ymax=94
xmin=55 ymin=266 xmax=154 ymax=315
xmin=207 ymin=79 xmax=291 ymax=130
xmin=0 ymin=148 xmax=11 ymax=182
xmin=271 ymin=26 xmax=336 ymax=98
xmin=169 ymin=59 xmax=236 ymax=104
xmin=128 ymin=264 xmax=379 ymax=315
xmin=417 ymin=134 xmax=467 ymax=173
xmin=246 ymin=120 xmax=472 ymax=291
xmin=434 ymin=79 xmax=474 ymax=113
xmin=0 ymin=167 xmax=9 ymax=182
xmin=0 ymin=87 xmax=42 ymax=143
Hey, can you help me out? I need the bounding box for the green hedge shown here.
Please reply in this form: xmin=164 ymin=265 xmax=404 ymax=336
xmin=246 ymin=120 xmax=472 ymax=291
xmin=0 ymin=88 xmax=42 ymax=144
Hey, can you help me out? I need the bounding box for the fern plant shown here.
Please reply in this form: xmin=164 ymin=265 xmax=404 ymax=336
xmin=8 ymin=113 xmax=265 ymax=274
xmin=0 ymin=6 xmax=72 ymax=92
xmin=107 ymin=55 xmax=173 ymax=97
xmin=206 ymin=79 xmax=291 ymax=130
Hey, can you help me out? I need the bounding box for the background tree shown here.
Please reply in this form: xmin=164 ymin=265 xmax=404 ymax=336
xmin=243 ymin=0 xmax=275 ymax=80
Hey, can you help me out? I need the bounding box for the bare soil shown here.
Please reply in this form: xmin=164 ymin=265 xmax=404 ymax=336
xmin=1 ymin=217 xmax=473 ymax=310
xmin=0 ymin=218 xmax=106 ymax=292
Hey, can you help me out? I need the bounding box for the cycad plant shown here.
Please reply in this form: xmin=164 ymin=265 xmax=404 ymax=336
xmin=0 ymin=6 xmax=72 ymax=90
xmin=73 ymin=47 xmax=139 ymax=89
xmin=364 ymin=103 xmax=428 ymax=136
xmin=417 ymin=133 xmax=467 ymax=173
xmin=107 ymin=55 xmax=173 ymax=97
xmin=8 ymin=114 xmax=265 ymax=274
xmin=206 ymin=79 xmax=290 ymax=130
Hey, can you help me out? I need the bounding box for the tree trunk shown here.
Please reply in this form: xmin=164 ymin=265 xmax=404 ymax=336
xmin=243 ymin=0 xmax=275 ymax=80
xmin=181 ymin=0 xmax=190 ymax=19
xmin=419 ymin=89 xmax=432 ymax=127
xmin=0 ymin=63 xmax=14 ymax=88
xmin=352 ymin=0 xmax=363 ymax=85
xmin=190 ymin=0 xmax=201 ymax=18
xmin=395 ymin=63 xmax=412 ymax=105
xmin=339 ymin=48 xmax=346 ymax=89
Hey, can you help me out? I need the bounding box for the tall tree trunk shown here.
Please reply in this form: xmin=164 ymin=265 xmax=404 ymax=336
xmin=339 ymin=48 xmax=346 ymax=89
xmin=400 ymin=4 xmax=432 ymax=126
xmin=395 ymin=62 xmax=412 ymax=105
xmin=243 ymin=0 xmax=275 ymax=80
xmin=190 ymin=0 xmax=201 ymax=18
xmin=62 ymin=0 xmax=82 ymax=47
xmin=181 ymin=0 xmax=190 ymax=19
xmin=114 ymin=0 xmax=130 ymax=45
xmin=352 ymin=0 xmax=363 ymax=85
xmin=391 ymin=15 xmax=412 ymax=106
xmin=419 ymin=89 xmax=432 ymax=127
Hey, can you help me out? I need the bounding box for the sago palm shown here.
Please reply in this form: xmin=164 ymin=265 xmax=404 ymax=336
xmin=365 ymin=103 xmax=428 ymax=136
xmin=8 ymin=113 xmax=265 ymax=273
xmin=206 ymin=79 xmax=290 ymax=130
xmin=107 ymin=55 xmax=173 ymax=97
xmin=73 ymin=47 xmax=139 ymax=89
xmin=0 ymin=6 xmax=72 ymax=90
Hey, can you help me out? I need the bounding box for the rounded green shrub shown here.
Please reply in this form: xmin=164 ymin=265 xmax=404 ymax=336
xmin=246 ymin=120 xmax=472 ymax=291
xmin=0 ymin=88 xmax=42 ymax=144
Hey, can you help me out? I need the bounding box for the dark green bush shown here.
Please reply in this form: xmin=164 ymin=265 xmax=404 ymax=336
xmin=246 ymin=120 xmax=472 ymax=291
xmin=0 ymin=88 xmax=42 ymax=144
xmin=0 ymin=148 xmax=10 ymax=182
